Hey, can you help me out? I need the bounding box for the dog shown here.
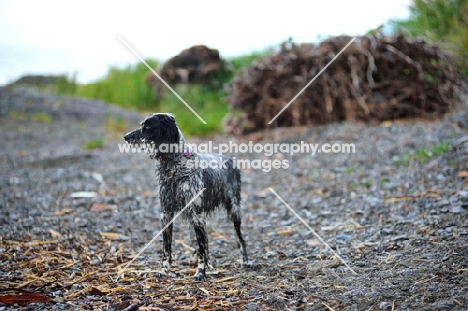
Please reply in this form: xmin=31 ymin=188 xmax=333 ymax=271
xmin=124 ymin=113 xmax=248 ymax=281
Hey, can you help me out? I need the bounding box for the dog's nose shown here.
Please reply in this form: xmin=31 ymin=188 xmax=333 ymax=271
xmin=124 ymin=132 xmax=132 ymax=141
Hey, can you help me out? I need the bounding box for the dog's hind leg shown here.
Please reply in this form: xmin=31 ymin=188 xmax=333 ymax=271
xmin=228 ymin=200 xmax=249 ymax=267
xmin=190 ymin=249 xmax=198 ymax=265
xmin=158 ymin=211 xmax=174 ymax=278
xmin=191 ymin=215 xmax=209 ymax=281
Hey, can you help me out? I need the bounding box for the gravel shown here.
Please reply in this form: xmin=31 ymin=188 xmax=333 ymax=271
xmin=1 ymin=86 xmax=467 ymax=310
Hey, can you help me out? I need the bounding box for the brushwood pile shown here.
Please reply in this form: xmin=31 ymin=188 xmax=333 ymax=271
xmin=224 ymin=34 xmax=465 ymax=135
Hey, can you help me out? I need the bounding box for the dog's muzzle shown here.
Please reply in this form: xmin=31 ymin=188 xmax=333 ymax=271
xmin=124 ymin=130 xmax=142 ymax=144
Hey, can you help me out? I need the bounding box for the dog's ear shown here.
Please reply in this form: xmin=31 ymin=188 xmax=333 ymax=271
xmin=141 ymin=114 xmax=180 ymax=144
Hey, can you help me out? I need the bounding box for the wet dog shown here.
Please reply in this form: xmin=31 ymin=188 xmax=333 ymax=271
xmin=124 ymin=113 xmax=248 ymax=280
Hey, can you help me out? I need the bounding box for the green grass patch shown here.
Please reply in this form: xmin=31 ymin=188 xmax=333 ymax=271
xmin=379 ymin=177 xmax=388 ymax=187
xmin=9 ymin=111 xmax=53 ymax=124
xmin=53 ymin=100 xmax=64 ymax=108
xmin=307 ymin=168 xmax=321 ymax=181
xmin=228 ymin=48 xmax=274 ymax=71
xmin=83 ymin=139 xmax=104 ymax=150
xmin=11 ymin=74 xmax=78 ymax=94
xmin=352 ymin=180 xmax=372 ymax=188
xmin=75 ymin=121 xmax=86 ymax=129
xmin=8 ymin=111 xmax=27 ymax=120
xmin=31 ymin=113 xmax=53 ymax=123
xmin=389 ymin=0 xmax=468 ymax=76
xmin=72 ymin=59 xmax=159 ymax=110
xmin=105 ymin=115 xmax=128 ymax=132
xmin=158 ymin=85 xmax=229 ymax=136
xmin=43 ymin=49 xmax=274 ymax=136
xmin=393 ymin=141 xmax=450 ymax=166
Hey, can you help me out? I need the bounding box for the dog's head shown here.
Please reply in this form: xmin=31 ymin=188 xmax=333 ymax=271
xmin=124 ymin=113 xmax=185 ymax=159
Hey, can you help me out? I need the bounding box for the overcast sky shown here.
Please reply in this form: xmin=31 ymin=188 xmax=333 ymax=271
xmin=0 ymin=0 xmax=412 ymax=84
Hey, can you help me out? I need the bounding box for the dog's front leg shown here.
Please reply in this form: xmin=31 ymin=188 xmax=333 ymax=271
xmin=158 ymin=210 xmax=174 ymax=278
xmin=191 ymin=214 xmax=209 ymax=281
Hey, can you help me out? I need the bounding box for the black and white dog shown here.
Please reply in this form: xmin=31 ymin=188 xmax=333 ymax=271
xmin=124 ymin=113 xmax=248 ymax=281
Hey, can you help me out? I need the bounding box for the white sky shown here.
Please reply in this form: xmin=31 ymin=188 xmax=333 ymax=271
xmin=0 ymin=0 xmax=411 ymax=84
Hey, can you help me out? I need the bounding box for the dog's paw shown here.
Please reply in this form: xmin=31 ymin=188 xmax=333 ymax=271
xmin=243 ymin=261 xmax=259 ymax=270
xmin=155 ymin=272 xmax=167 ymax=278
xmin=192 ymin=273 xmax=206 ymax=281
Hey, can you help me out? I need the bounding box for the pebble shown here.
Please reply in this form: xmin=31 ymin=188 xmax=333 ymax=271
xmin=450 ymin=205 xmax=466 ymax=213
xmin=365 ymin=291 xmax=381 ymax=297
xmin=379 ymin=301 xmax=392 ymax=309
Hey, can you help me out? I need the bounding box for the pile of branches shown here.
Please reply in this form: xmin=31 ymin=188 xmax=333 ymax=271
xmin=224 ymin=34 xmax=465 ymax=135
xmin=147 ymin=45 xmax=228 ymax=100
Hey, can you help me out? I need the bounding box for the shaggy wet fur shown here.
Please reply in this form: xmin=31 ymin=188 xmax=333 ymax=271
xmin=124 ymin=113 xmax=248 ymax=281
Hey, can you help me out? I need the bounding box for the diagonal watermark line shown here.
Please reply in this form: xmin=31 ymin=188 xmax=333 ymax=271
xmin=118 ymin=188 xmax=206 ymax=275
xmin=268 ymin=188 xmax=357 ymax=275
xmin=118 ymin=36 xmax=207 ymax=124
xmin=268 ymin=37 xmax=356 ymax=124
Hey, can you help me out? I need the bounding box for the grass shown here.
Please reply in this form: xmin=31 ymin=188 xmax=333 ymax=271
xmin=31 ymin=113 xmax=53 ymax=123
xmin=158 ymin=85 xmax=229 ymax=136
xmin=105 ymin=115 xmax=129 ymax=132
xmin=307 ymin=168 xmax=321 ymax=181
xmin=379 ymin=177 xmax=389 ymax=187
xmin=393 ymin=141 xmax=450 ymax=166
xmin=83 ymin=139 xmax=104 ymax=150
xmin=10 ymin=112 xmax=54 ymax=124
xmin=45 ymin=49 xmax=272 ymax=137
xmin=8 ymin=47 xmax=273 ymax=137
xmin=74 ymin=59 xmax=159 ymax=111
xmin=228 ymin=48 xmax=274 ymax=71
xmin=389 ymin=0 xmax=468 ymax=76
xmin=352 ymin=180 xmax=372 ymax=188
xmin=8 ymin=112 xmax=27 ymax=120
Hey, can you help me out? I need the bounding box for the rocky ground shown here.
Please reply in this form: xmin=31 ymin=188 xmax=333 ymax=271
xmin=0 ymin=86 xmax=467 ymax=310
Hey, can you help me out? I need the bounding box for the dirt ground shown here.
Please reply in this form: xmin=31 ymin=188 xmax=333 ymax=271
xmin=1 ymin=86 xmax=467 ymax=310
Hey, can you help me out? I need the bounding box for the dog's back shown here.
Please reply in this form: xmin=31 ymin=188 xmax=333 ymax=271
xmin=158 ymin=152 xmax=241 ymax=216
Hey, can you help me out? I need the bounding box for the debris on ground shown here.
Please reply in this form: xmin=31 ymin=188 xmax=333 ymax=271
xmin=1 ymin=86 xmax=467 ymax=310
